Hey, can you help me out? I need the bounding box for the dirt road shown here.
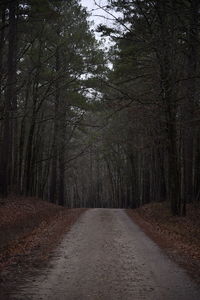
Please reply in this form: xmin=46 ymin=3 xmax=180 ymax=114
xmin=13 ymin=209 xmax=200 ymax=300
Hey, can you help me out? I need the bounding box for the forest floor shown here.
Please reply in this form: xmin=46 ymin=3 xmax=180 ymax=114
xmin=127 ymin=202 xmax=200 ymax=284
xmin=0 ymin=197 xmax=85 ymax=299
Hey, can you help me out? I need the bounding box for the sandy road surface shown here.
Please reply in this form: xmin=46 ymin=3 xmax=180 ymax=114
xmin=13 ymin=209 xmax=200 ymax=300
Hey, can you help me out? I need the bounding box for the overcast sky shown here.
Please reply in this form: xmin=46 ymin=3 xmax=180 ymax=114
xmin=80 ymin=0 xmax=110 ymax=27
xmin=80 ymin=0 xmax=117 ymax=45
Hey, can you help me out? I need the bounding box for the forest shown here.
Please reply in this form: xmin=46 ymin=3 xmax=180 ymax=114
xmin=0 ymin=0 xmax=200 ymax=216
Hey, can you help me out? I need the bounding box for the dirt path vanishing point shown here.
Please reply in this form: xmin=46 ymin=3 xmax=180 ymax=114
xmin=12 ymin=209 xmax=200 ymax=300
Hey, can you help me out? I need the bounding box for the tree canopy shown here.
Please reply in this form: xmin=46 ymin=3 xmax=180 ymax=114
xmin=0 ymin=0 xmax=200 ymax=216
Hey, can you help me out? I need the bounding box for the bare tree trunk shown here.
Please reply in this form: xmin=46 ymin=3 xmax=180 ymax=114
xmin=182 ymin=0 xmax=199 ymax=213
xmin=0 ymin=0 xmax=18 ymax=196
xmin=156 ymin=0 xmax=181 ymax=215
xmin=49 ymin=46 xmax=60 ymax=203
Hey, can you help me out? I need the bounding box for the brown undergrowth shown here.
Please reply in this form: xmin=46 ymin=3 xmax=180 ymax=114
xmin=0 ymin=197 xmax=85 ymax=298
xmin=127 ymin=202 xmax=200 ymax=284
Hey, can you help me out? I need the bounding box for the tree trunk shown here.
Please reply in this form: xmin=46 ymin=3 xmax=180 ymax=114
xmin=0 ymin=0 xmax=18 ymax=196
xmin=182 ymin=0 xmax=199 ymax=211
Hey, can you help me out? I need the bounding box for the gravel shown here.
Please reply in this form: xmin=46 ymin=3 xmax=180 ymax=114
xmin=13 ymin=209 xmax=200 ymax=300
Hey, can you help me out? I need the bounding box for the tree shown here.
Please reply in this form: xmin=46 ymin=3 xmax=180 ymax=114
xmin=93 ymin=0 xmax=200 ymax=214
xmin=0 ymin=0 xmax=106 ymax=206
